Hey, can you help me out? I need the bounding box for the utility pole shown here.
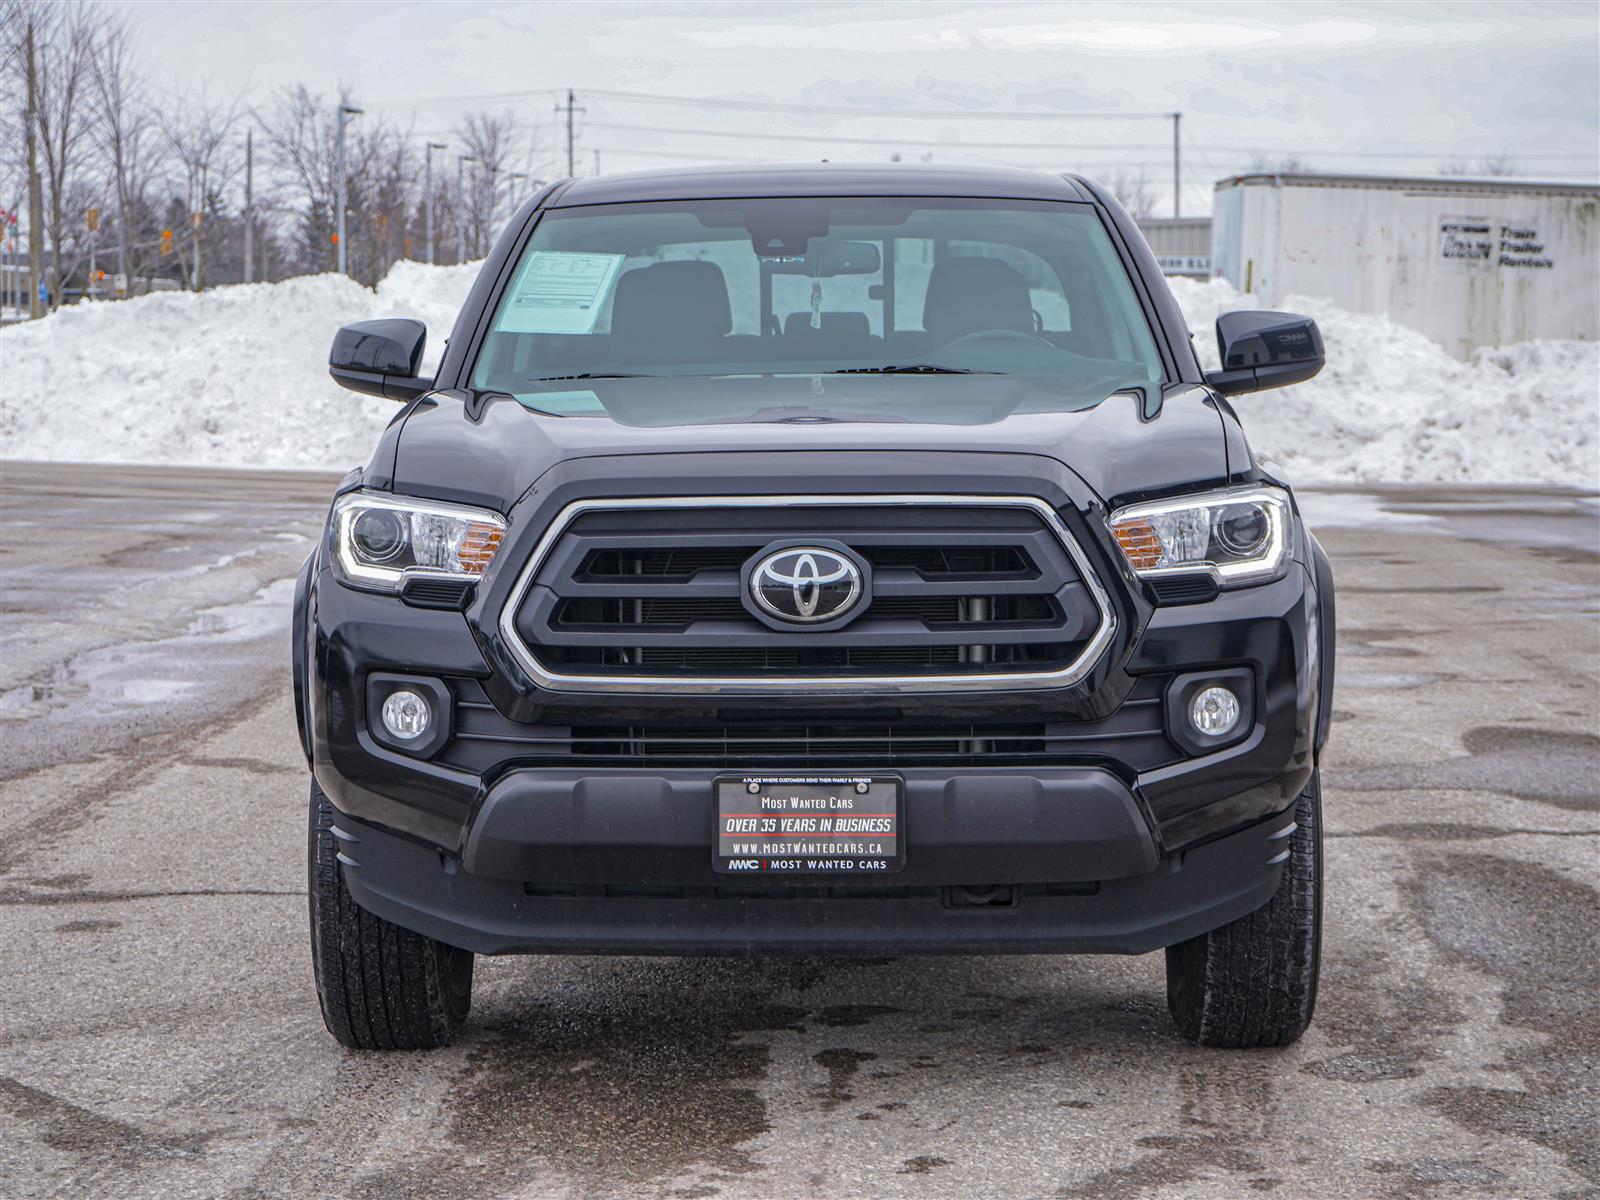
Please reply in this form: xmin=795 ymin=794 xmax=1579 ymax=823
xmin=556 ymin=89 xmax=584 ymax=177
xmin=336 ymin=103 xmax=363 ymax=275
xmin=509 ymin=171 xmax=528 ymax=209
xmin=456 ymin=154 xmax=476 ymax=263
xmin=24 ymin=16 xmax=45 ymax=318
xmin=485 ymin=164 xmax=499 ymax=242
xmin=191 ymin=163 xmax=207 ymax=291
xmin=593 ymin=148 xmax=601 ymax=177
xmin=425 ymin=142 xmax=446 ymax=264
xmin=243 ymin=127 xmax=254 ymax=283
xmin=1172 ymin=111 xmax=1182 ymax=220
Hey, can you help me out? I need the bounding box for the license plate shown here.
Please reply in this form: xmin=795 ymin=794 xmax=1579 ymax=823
xmin=713 ymin=776 xmax=903 ymax=875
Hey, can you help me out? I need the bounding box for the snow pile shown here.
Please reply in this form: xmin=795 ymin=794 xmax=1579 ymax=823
xmin=1 ymin=260 xmax=1595 ymax=485
xmin=1167 ymin=276 xmax=1599 ymax=487
xmin=0 ymin=265 xmax=479 ymax=470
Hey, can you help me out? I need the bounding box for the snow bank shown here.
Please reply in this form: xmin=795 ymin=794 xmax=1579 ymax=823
xmin=0 ymin=265 xmax=480 ymax=471
xmin=1 ymin=260 xmax=1595 ymax=485
xmin=1167 ymin=277 xmax=1600 ymax=488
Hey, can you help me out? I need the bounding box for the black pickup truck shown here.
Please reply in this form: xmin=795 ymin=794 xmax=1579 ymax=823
xmin=297 ymin=164 xmax=1334 ymax=1051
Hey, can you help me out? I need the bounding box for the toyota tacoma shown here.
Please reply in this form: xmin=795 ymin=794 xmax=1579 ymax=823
xmin=297 ymin=164 xmax=1334 ymax=1050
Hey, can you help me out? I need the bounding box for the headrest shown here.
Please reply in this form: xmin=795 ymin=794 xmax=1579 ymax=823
xmin=922 ymin=256 xmax=1034 ymax=339
xmin=610 ymin=261 xmax=732 ymax=360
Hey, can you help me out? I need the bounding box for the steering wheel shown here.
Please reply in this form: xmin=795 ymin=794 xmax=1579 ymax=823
xmin=943 ymin=328 xmax=1054 ymax=350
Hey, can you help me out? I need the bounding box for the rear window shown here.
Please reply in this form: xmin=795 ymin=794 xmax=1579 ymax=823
xmin=471 ymin=196 xmax=1164 ymax=413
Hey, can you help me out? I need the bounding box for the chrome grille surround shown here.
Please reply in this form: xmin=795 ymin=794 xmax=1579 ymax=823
xmin=495 ymin=495 xmax=1118 ymax=694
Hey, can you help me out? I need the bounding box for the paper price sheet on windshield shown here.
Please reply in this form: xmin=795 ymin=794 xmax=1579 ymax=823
xmin=713 ymin=777 xmax=904 ymax=875
xmin=495 ymin=251 xmax=625 ymax=335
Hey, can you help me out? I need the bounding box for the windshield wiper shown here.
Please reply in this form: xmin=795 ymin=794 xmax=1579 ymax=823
xmin=830 ymin=364 xmax=998 ymax=375
xmin=525 ymin=372 xmax=645 ymax=382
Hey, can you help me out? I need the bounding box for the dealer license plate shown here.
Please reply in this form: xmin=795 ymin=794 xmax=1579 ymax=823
xmin=713 ymin=776 xmax=904 ymax=875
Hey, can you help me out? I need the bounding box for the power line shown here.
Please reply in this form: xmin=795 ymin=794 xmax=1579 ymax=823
xmin=364 ymin=87 xmax=564 ymax=110
xmin=585 ymin=118 xmax=1152 ymax=154
xmin=584 ymin=87 xmax=1176 ymax=121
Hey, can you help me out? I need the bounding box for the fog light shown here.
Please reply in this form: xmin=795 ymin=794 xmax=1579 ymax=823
xmin=380 ymin=690 xmax=431 ymax=741
xmin=1189 ymin=686 xmax=1241 ymax=737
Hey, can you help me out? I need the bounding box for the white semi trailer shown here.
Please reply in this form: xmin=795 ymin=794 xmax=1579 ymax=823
xmin=1211 ymin=172 xmax=1598 ymax=359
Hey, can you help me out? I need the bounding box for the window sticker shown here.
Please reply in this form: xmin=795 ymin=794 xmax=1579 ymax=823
xmin=495 ymin=252 xmax=625 ymax=334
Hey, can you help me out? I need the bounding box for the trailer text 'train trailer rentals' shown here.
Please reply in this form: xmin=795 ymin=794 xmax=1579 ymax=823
xmin=1211 ymin=173 xmax=1599 ymax=359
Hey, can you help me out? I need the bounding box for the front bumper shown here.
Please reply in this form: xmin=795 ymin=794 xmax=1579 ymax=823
xmin=335 ymin=799 xmax=1296 ymax=956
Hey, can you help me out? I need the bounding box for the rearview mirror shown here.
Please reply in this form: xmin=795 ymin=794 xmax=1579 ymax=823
xmin=329 ymin=318 xmax=433 ymax=402
xmin=765 ymin=240 xmax=882 ymax=277
xmin=1204 ymin=310 xmax=1324 ymax=396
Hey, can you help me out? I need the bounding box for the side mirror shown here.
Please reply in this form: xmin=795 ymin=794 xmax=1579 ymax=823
xmin=1204 ymin=310 xmax=1324 ymax=396
xmin=329 ymin=318 xmax=433 ymax=402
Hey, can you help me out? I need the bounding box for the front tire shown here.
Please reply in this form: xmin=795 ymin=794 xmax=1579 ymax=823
xmin=307 ymin=780 xmax=472 ymax=1049
xmin=1164 ymin=769 xmax=1323 ymax=1048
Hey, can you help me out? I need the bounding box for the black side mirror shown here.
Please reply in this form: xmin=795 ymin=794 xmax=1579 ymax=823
xmin=329 ymin=318 xmax=433 ymax=402
xmin=1204 ymin=310 xmax=1324 ymax=396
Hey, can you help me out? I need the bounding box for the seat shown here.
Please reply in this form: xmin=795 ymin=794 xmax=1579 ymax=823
xmin=922 ymin=257 xmax=1036 ymax=340
xmin=610 ymin=261 xmax=732 ymax=363
xmin=782 ymin=310 xmax=873 ymax=358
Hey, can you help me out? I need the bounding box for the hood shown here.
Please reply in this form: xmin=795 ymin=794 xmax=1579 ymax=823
xmin=386 ymin=375 xmax=1229 ymax=511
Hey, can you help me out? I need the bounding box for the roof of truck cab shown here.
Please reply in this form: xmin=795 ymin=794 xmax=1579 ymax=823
xmin=550 ymin=163 xmax=1093 ymax=206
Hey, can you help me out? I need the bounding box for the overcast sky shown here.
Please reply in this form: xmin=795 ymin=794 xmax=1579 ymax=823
xmin=126 ymin=0 xmax=1598 ymax=215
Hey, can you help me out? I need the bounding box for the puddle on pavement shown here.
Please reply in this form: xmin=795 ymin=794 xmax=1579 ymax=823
xmin=0 ymin=577 xmax=298 ymax=778
xmin=1338 ymin=669 xmax=1449 ymax=690
xmin=1302 ymin=488 xmax=1600 ymax=559
xmin=1334 ymin=726 xmax=1600 ymax=810
xmin=1412 ymin=853 xmax=1600 ymax=1181
xmin=417 ymin=961 xmax=807 ymax=1194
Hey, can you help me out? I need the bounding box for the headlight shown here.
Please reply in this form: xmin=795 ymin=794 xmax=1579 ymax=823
xmin=329 ymin=491 xmax=507 ymax=592
xmin=1108 ymin=486 xmax=1293 ymax=587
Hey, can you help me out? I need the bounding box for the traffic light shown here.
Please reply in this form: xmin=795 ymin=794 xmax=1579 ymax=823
xmin=160 ymin=229 xmax=174 ymax=255
xmin=86 ymin=207 xmax=100 ymax=232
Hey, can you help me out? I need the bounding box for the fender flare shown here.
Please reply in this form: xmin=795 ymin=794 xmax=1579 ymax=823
xmin=1308 ymin=532 xmax=1337 ymax=752
xmin=291 ymin=549 xmax=316 ymax=767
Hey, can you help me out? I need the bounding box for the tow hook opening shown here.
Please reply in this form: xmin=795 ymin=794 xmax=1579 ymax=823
xmin=942 ymin=883 xmax=1020 ymax=909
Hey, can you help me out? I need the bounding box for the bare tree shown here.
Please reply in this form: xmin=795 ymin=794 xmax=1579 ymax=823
xmin=91 ymin=8 xmax=162 ymax=295
xmin=1106 ymin=167 xmax=1157 ymax=220
xmin=1477 ymin=152 xmax=1517 ymax=177
xmin=161 ymin=85 xmax=241 ymax=290
xmin=22 ymin=0 xmax=98 ymax=308
xmin=1248 ymin=153 xmax=1313 ymax=174
xmin=1439 ymin=152 xmax=1519 ymax=178
xmin=454 ymin=110 xmax=521 ymax=258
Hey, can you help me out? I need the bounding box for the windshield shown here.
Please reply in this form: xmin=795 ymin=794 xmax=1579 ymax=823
xmin=471 ymin=197 xmax=1164 ymax=417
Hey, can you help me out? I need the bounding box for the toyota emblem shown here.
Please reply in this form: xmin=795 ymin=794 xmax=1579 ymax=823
xmin=747 ymin=545 xmax=865 ymax=625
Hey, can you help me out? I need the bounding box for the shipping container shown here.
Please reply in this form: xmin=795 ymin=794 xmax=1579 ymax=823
xmin=1135 ymin=217 xmax=1213 ymax=277
xmin=1211 ymin=172 xmax=1599 ymax=358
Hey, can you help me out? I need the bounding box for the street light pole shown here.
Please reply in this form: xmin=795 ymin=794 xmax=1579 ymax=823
xmin=425 ymin=142 xmax=446 ymax=265
xmin=456 ymin=154 xmax=477 ymax=263
xmin=335 ymin=103 xmax=363 ymax=275
xmin=1172 ymin=111 xmax=1182 ymax=220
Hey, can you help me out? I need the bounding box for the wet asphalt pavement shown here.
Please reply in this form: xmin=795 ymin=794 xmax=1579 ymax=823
xmin=0 ymin=461 xmax=1595 ymax=1199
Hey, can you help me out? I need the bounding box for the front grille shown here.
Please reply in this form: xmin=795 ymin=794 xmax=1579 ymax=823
xmin=579 ymin=545 xmax=1035 ymax=579
xmin=504 ymin=496 xmax=1114 ymax=690
xmin=553 ymin=594 xmax=1058 ymax=628
xmin=439 ymin=675 xmax=1180 ymax=773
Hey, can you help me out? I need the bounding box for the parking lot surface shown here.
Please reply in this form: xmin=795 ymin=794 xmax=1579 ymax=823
xmin=1 ymin=462 xmax=1595 ymax=1199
